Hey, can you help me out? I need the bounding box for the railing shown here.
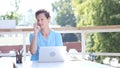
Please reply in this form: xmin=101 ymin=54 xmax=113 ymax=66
xmin=0 ymin=25 xmax=120 ymax=60
xmin=79 ymin=25 xmax=120 ymax=57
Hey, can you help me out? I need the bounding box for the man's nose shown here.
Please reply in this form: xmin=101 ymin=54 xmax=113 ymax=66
xmin=38 ymin=20 xmax=43 ymax=24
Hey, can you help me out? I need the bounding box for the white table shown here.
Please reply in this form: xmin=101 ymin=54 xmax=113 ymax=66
xmin=16 ymin=60 xmax=115 ymax=68
xmin=16 ymin=56 xmax=115 ymax=68
xmin=0 ymin=56 xmax=115 ymax=68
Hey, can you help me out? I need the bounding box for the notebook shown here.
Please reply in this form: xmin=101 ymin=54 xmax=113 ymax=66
xmin=38 ymin=46 xmax=67 ymax=63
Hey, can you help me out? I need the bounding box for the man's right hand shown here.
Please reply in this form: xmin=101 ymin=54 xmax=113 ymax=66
xmin=33 ymin=23 xmax=39 ymax=35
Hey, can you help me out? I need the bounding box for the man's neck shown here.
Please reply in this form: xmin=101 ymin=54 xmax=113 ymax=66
xmin=41 ymin=28 xmax=50 ymax=38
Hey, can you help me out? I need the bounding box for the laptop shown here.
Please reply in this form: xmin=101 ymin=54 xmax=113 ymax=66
xmin=38 ymin=46 xmax=67 ymax=63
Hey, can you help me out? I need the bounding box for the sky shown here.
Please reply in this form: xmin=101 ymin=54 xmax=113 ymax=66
xmin=0 ymin=0 xmax=58 ymax=15
xmin=0 ymin=0 xmax=58 ymax=25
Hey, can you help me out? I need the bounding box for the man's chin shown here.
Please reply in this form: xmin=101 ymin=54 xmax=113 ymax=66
xmin=40 ymin=27 xmax=44 ymax=30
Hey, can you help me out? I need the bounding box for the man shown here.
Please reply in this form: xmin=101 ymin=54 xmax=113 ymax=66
xmin=29 ymin=9 xmax=63 ymax=61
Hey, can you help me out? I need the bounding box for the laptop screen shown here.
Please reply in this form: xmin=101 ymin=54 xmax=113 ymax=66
xmin=38 ymin=46 xmax=67 ymax=62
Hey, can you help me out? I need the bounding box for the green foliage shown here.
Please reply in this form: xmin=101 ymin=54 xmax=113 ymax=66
xmin=72 ymin=0 xmax=120 ymax=27
xmin=52 ymin=0 xmax=76 ymax=27
xmin=0 ymin=0 xmax=22 ymax=25
xmin=72 ymin=0 xmax=120 ymax=63
xmin=0 ymin=12 xmax=17 ymax=20
xmin=0 ymin=11 xmax=22 ymax=25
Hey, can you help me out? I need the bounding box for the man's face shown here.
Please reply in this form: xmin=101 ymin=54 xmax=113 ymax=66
xmin=36 ymin=13 xmax=50 ymax=29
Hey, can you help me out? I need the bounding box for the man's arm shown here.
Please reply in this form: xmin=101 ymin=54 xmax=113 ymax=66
xmin=29 ymin=23 xmax=39 ymax=54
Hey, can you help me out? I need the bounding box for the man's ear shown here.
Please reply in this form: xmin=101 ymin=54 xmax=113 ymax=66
xmin=48 ymin=17 xmax=51 ymax=23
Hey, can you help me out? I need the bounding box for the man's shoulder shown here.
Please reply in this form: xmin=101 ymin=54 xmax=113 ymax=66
xmin=30 ymin=32 xmax=34 ymax=35
xmin=51 ymin=30 xmax=60 ymax=35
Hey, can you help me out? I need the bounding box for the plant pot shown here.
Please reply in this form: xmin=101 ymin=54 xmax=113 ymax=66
xmin=0 ymin=20 xmax=16 ymax=29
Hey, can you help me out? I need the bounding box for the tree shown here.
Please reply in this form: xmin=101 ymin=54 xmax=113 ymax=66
xmin=52 ymin=0 xmax=76 ymax=27
xmin=72 ymin=0 xmax=120 ymax=63
xmin=72 ymin=0 xmax=120 ymax=26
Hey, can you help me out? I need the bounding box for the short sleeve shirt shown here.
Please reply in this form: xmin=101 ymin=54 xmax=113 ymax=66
xmin=29 ymin=30 xmax=63 ymax=61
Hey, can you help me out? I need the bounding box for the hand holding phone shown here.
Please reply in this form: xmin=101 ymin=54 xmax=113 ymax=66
xmin=33 ymin=23 xmax=40 ymax=35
